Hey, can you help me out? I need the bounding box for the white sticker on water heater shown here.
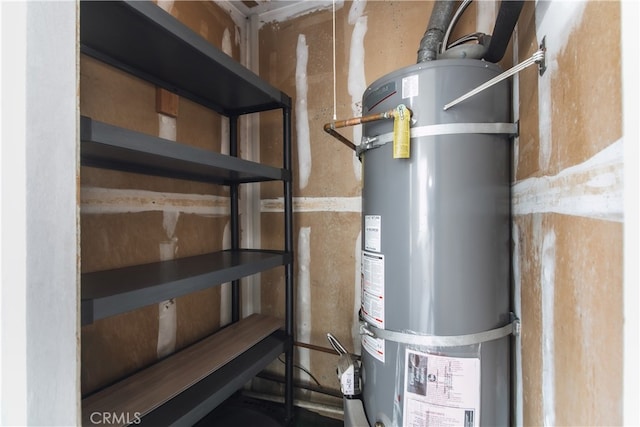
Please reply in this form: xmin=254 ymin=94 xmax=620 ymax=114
xmin=403 ymin=349 xmax=481 ymax=427
xmin=364 ymin=215 xmax=381 ymax=252
xmin=361 ymin=251 xmax=385 ymax=329
xmin=402 ymin=74 xmax=419 ymax=99
xmin=361 ymin=250 xmax=386 ymax=363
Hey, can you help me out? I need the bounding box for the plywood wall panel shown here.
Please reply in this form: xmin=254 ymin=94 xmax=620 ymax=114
xmin=552 ymin=215 xmax=623 ymax=425
xmin=82 ymin=306 xmax=159 ymax=395
xmin=549 ymin=1 xmax=621 ymax=174
xmin=260 ymin=8 xmax=360 ymax=198
xmin=259 ymin=111 xmax=294 ymax=207
xmin=260 ymin=212 xmax=286 ymax=318
xmin=176 ymin=95 xmax=222 ymax=152
xmin=515 ymin=215 xmax=543 ymax=427
xmin=175 ymin=288 xmax=221 ymax=351
xmin=81 ymin=212 xmax=169 ymax=272
xmin=515 ymin=0 xmax=623 ymax=425
xmin=160 ymin=0 xmax=241 ymax=60
xmin=80 ymin=56 xmax=158 ymax=136
xmin=514 ymin=1 xmax=541 ymax=181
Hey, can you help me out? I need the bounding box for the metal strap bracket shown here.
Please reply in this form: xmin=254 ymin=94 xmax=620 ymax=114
xmin=361 ymin=314 xmax=520 ymax=348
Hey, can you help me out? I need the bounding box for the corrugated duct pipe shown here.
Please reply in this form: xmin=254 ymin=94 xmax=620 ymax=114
xmin=416 ymin=0 xmax=456 ymax=63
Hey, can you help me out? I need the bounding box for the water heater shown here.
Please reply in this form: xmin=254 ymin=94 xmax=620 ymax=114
xmin=357 ymin=58 xmax=513 ymax=426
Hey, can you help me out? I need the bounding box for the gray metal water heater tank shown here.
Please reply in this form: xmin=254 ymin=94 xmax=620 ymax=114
xmin=359 ymin=59 xmax=511 ymax=426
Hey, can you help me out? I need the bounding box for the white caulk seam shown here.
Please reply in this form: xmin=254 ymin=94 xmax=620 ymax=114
xmin=535 ymin=2 xmax=586 ymax=172
xmin=256 ymin=1 xmax=343 ymax=29
xmin=541 ymin=230 xmax=556 ymax=427
xmin=222 ymin=27 xmax=232 ymax=59
xmin=157 ymin=113 xmax=178 ymax=359
xmin=214 ymin=1 xmax=247 ymax=32
xmin=156 ymin=297 xmax=177 ymax=359
xmin=159 ymin=211 xmax=179 ymax=261
xmin=156 ymin=0 xmax=174 ymax=13
xmin=297 ymin=227 xmax=312 ymax=381
xmin=296 ymin=34 xmax=312 ymax=190
xmin=158 ymin=114 xmax=176 ymax=141
xmin=81 ymin=187 xmax=229 ymax=216
xmin=234 ymin=25 xmax=241 ymax=49
xmin=512 ymin=139 xmax=623 ymax=222
xmin=348 ymin=1 xmax=367 ymax=182
xmin=261 ymin=196 xmax=361 ymax=213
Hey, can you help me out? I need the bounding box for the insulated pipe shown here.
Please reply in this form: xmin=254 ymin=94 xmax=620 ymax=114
xmin=416 ymin=0 xmax=456 ymax=63
xmin=483 ymin=0 xmax=524 ymax=63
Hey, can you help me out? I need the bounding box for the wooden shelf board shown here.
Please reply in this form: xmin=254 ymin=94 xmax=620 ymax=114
xmin=82 ymin=314 xmax=284 ymax=426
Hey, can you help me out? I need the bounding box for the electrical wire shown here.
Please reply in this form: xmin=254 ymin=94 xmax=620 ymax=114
xmin=277 ymin=355 xmax=322 ymax=387
xmin=441 ymin=0 xmax=473 ymax=54
xmin=447 ymin=32 xmax=484 ymax=49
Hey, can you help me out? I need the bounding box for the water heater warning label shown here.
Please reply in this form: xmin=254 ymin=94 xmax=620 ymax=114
xmin=402 ymin=75 xmax=419 ymax=99
xmin=361 ymin=251 xmax=385 ymax=362
xmin=403 ymin=350 xmax=480 ymax=427
xmin=364 ymin=215 xmax=381 ymax=252
xmin=361 ymin=251 xmax=385 ymax=328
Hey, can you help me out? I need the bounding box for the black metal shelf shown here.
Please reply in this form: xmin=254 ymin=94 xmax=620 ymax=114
xmin=81 ymin=116 xmax=290 ymax=184
xmin=80 ymin=1 xmax=291 ymax=116
xmin=82 ymin=250 xmax=291 ymax=325
xmin=80 ymin=0 xmax=295 ymax=423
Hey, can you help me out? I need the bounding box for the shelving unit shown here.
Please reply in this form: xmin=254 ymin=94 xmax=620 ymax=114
xmin=80 ymin=1 xmax=294 ymax=425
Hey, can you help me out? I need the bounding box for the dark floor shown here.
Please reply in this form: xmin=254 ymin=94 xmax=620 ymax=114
xmin=195 ymin=394 xmax=343 ymax=427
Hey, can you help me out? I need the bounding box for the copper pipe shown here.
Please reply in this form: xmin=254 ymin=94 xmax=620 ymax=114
xmin=323 ymin=126 xmax=357 ymax=151
xmin=294 ymin=341 xmax=338 ymax=356
xmin=323 ymin=108 xmax=400 ymax=151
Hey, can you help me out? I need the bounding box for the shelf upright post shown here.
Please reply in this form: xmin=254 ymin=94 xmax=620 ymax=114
xmin=229 ymin=115 xmax=240 ymax=323
xmin=283 ymin=106 xmax=294 ymax=423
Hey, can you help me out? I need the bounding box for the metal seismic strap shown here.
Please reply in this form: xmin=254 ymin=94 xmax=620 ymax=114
xmin=361 ymin=314 xmax=520 ymax=348
xmin=443 ymin=46 xmax=546 ymax=111
xmin=358 ymin=121 xmax=518 ymax=155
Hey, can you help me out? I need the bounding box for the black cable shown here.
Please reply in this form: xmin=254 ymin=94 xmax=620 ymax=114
xmin=277 ymin=355 xmax=322 ymax=387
